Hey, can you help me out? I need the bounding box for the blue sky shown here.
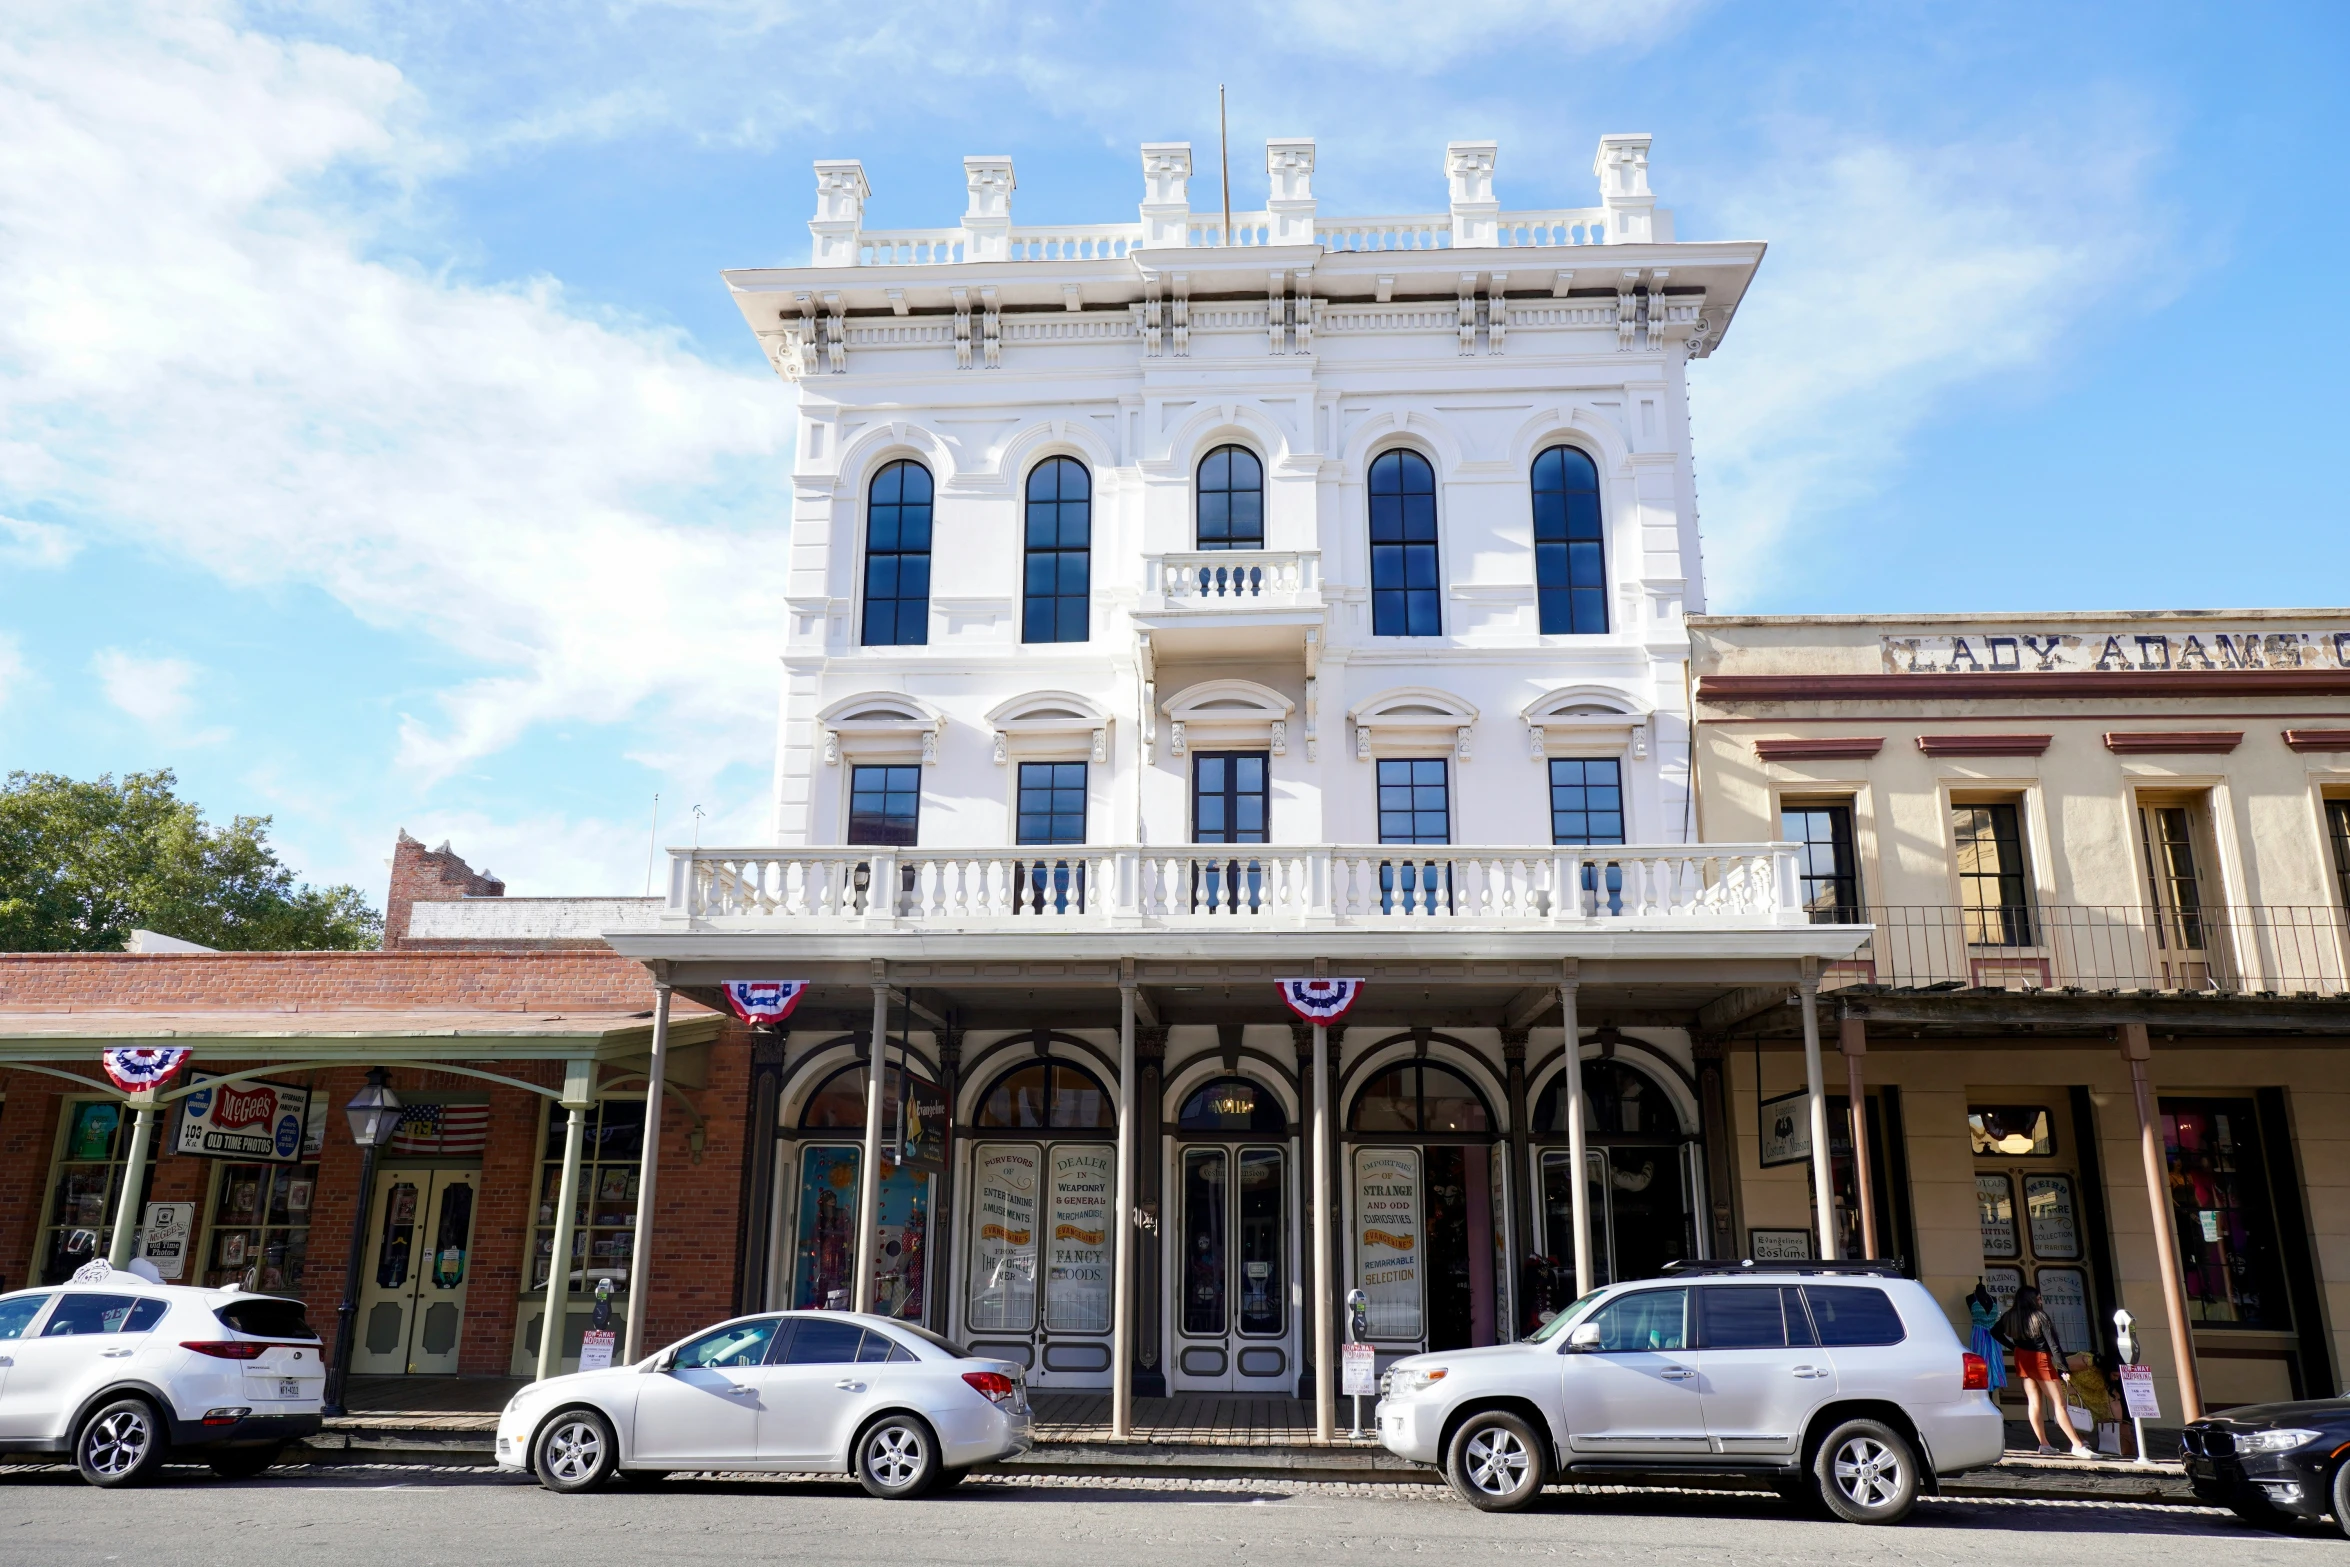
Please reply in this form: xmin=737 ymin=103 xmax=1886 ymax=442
xmin=2 ymin=0 xmax=2345 ymax=906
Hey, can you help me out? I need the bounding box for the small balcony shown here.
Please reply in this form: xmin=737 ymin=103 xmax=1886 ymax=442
xmin=1136 ymin=550 xmax=1322 ymax=657
xmin=1824 ymin=905 xmax=2350 ymax=997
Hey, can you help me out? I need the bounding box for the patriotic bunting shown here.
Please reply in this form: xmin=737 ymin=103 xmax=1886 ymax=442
xmin=1276 ymin=978 xmax=1367 ymax=1024
xmin=723 ymin=980 xmax=810 ymax=1028
xmin=100 ymin=1046 xmax=192 ymax=1093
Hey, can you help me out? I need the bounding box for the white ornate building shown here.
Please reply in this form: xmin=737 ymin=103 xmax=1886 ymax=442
xmin=601 ymin=133 xmax=1861 ymax=1431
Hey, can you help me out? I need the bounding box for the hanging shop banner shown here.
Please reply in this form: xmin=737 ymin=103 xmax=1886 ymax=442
xmin=1045 ymin=1146 xmax=1113 ymax=1334
xmin=101 ymin=1047 xmax=191 ymax=1093
xmin=1277 ymin=978 xmax=1366 ymax=1024
xmin=968 ymin=1145 xmax=1040 ymax=1333
xmin=2023 ymin=1174 xmax=2081 ymax=1260
xmin=176 ymin=1074 xmax=311 ymax=1163
xmin=1353 ymin=1147 xmax=1422 ymax=1341
xmin=722 ymin=980 xmax=810 ymax=1028
xmin=138 ymin=1202 xmax=196 ymax=1281
xmin=1756 ymin=1088 xmax=1812 ymax=1167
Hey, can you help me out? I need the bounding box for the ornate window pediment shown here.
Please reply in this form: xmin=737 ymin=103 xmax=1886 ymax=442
xmin=985 ymin=690 xmax=1111 ymax=764
xmin=818 ymin=691 xmax=946 ymax=766
xmin=1348 ymin=686 xmax=1479 ymax=762
xmin=1521 ymin=686 xmax=1648 ymax=761
xmin=1159 ymin=678 xmax=1295 ymax=758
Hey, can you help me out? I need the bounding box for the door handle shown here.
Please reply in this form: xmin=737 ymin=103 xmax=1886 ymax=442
xmin=101 ymin=1348 xmax=134 ymax=1359
xmin=728 ymin=1384 xmax=755 ymax=1396
xmin=834 ymin=1379 xmax=866 ymax=1392
xmin=1659 ymin=1368 xmax=1696 ymax=1381
xmin=0 ymin=1355 xmax=13 ymax=1367
xmin=1790 ymin=1365 xmax=1824 ymax=1378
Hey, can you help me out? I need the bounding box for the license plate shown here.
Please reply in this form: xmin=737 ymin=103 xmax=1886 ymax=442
xmin=278 ymin=1378 xmax=301 ymax=1399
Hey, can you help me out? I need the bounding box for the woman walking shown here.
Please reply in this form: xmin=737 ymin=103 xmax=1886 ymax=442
xmin=1996 ymin=1284 xmax=2094 ymax=1458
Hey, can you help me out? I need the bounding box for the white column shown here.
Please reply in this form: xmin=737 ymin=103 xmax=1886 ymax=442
xmin=1112 ymin=974 xmax=1138 ymax=1438
xmin=624 ymin=980 xmax=672 ymax=1358
xmin=1311 ymin=1021 xmax=1336 ymax=1442
xmin=809 ymin=159 xmax=869 ymax=266
xmin=854 ymin=979 xmax=890 ymax=1312
xmin=105 ymin=1102 xmax=158 ymax=1268
xmin=1799 ymin=968 xmax=1838 ymax=1261
xmin=535 ymin=1059 xmax=595 ymax=1381
xmin=1560 ymin=973 xmax=1594 ymax=1296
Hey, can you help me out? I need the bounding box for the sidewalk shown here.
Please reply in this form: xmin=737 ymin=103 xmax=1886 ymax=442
xmin=295 ymin=1387 xmax=2197 ymax=1503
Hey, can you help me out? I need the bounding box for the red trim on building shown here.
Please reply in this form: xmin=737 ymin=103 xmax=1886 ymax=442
xmin=1914 ymin=734 xmax=2053 ymax=757
xmin=1700 ymin=671 xmax=2350 ymax=701
xmin=1752 ymin=736 xmax=1884 ymax=761
xmin=2282 ymin=729 xmax=2350 ymax=752
xmin=2102 ymin=731 xmax=2245 ymax=754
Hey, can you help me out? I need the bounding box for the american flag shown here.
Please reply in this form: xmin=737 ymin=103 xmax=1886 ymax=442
xmin=388 ymin=1102 xmax=491 ymax=1157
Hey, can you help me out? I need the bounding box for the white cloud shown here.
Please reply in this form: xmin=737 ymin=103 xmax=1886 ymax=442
xmin=0 ymin=632 xmax=26 ymax=710
xmin=89 ymin=647 xmax=229 ymax=743
xmin=0 ymin=0 xmax=793 ymax=785
xmin=0 ymin=515 xmax=80 ymax=567
xmin=1268 ymin=0 xmax=1711 ymax=70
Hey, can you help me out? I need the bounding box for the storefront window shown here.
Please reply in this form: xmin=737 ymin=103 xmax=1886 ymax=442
xmin=532 ymin=1099 xmax=644 ymax=1295
xmin=1176 ymin=1076 xmax=1286 ymax=1133
xmin=2162 ymin=1098 xmax=2291 ymax=1330
xmin=1353 ymin=1146 xmax=1422 ymax=1340
xmin=968 ymin=1143 xmax=1040 ymax=1331
xmin=38 ymin=1100 xmax=142 ymax=1284
xmin=1347 ymin=1062 xmax=1489 ymax=1134
xmin=789 ymin=1145 xmax=931 ymax=1319
xmin=1969 ymin=1106 xmax=2054 ymax=1157
xmin=975 ymin=1062 xmax=1113 ymax=1130
xmin=205 ymin=1161 xmax=319 ymax=1292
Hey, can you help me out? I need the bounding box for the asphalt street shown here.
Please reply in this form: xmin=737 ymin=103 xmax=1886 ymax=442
xmin=1 ymin=1465 xmax=2338 ymax=1567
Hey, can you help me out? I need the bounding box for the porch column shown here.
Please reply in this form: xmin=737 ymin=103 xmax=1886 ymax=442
xmin=105 ymin=1099 xmax=159 ymax=1268
xmin=1559 ymin=963 xmax=1593 ymax=1296
xmin=1113 ymin=968 xmax=1138 ymax=1438
xmin=535 ymin=1058 xmax=595 ymax=1381
xmin=1838 ymin=1014 xmax=1877 ymax=1259
xmin=1311 ymin=1018 xmax=1336 ymax=1442
xmin=624 ymin=977 xmax=672 ymax=1358
xmin=1799 ymin=963 xmax=1837 ymax=1260
xmin=2122 ymin=1022 xmax=2203 ymax=1420
xmin=853 ymin=973 xmax=889 ymax=1313
xmin=1500 ymin=1028 xmax=1532 ymax=1326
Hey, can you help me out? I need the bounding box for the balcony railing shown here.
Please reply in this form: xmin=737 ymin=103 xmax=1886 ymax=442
xmin=1822 ymin=905 xmax=2350 ymax=996
xmin=847 ymin=209 xmax=1619 ymax=266
xmin=667 ymin=843 xmax=1812 ymax=929
xmin=1142 ymin=550 xmax=1320 ymax=611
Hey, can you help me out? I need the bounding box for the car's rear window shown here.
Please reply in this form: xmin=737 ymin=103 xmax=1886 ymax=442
xmin=1802 ymin=1286 xmax=1906 ymax=1346
xmin=43 ymin=1294 xmax=166 ymax=1335
xmin=215 ymin=1298 xmax=319 ymax=1340
xmin=890 ymin=1322 xmax=971 ymax=1360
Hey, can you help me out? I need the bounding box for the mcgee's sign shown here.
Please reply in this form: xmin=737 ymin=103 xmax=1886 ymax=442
xmin=176 ymin=1074 xmax=310 ymax=1163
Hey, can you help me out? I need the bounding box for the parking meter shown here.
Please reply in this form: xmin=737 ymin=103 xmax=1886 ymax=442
xmin=2111 ymin=1307 xmax=2137 ymax=1366
xmin=592 ymin=1276 xmax=614 ymax=1331
xmin=1345 ymin=1288 xmax=1369 ymax=1345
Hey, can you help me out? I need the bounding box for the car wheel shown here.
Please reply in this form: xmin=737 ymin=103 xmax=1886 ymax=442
xmin=209 ymin=1444 xmax=284 ymax=1480
xmin=854 ymin=1414 xmax=941 ymax=1500
xmin=1444 ymin=1410 xmax=1548 ymax=1512
xmin=2330 ymin=1458 xmax=2350 ymax=1541
xmin=616 ymin=1469 xmax=672 ymax=1488
xmin=1813 ymin=1418 xmax=1919 ymax=1525
xmin=533 ymin=1408 xmax=620 ymax=1493
xmin=76 ymin=1398 xmax=169 ymax=1488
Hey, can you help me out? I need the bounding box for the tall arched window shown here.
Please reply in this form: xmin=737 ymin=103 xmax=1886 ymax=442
xmin=862 ymin=459 xmax=933 ymax=647
xmin=1531 ymin=445 xmax=1606 ymax=634
xmin=1348 ymin=1060 xmax=1491 ymax=1133
xmin=1368 ymin=449 xmax=1439 ymax=636
xmin=1022 ymin=457 xmax=1092 ymax=644
xmin=1196 ymin=445 xmax=1264 ymax=550
xmin=974 ymin=1059 xmax=1115 ymax=1129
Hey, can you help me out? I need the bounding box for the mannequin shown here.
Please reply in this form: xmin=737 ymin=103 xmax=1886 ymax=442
xmin=1965 ymin=1280 xmax=2007 ymax=1394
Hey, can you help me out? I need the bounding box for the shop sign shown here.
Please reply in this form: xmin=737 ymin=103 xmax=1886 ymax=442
xmin=176 ymin=1074 xmax=310 ymax=1163
xmin=138 ymin=1202 xmax=195 ymax=1281
xmin=2118 ymin=1364 xmax=2160 ymax=1420
xmin=1354 ymin=1148 xmax=1421 ymax=1341
xmin=1757 ymin=1089 xmax=1811 ymax=1168
xmin=2024 ymin=1174 xmax=2080 ymax=1260
xmin=969 ymin=1145 xmax=1039 ymax=1333
xmin=1045 ymin=1147 xmax=1111 ymax=1335
xmin=1748 ymin=1228 xmax=1812 ymax=1262
xmin=577 ymin=1331 xmax=616 ymax=1372
xmin=1880 ymin=627 xmax=2350 ymax=675
xmin=1976 ymin=1173 xmax=2019 ymax=1259
xmin=2036 ymin=1266 xmax=2093 ymax=1359
xmin=1341 ymin=1342 xmax=1377 ymax=1396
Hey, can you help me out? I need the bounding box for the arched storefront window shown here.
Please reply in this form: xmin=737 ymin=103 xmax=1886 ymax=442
xmin=1347 ymin=1061 xmax=1490 ymax=1133
xmin=786 ymin=1057 xmax=946 ymax=1321
xmin=1531 ymin=1055 xmax=1699 ymax=1300
xmin=1176 ymin=1076 xmax=1287 ymax=1134
xmin=964 ymin=1053 xmax=1118 ymax=1377
xmin=974 ymin=1060 xmax=1115 ymax=1130
xmin=1532 ymin=1058 xmax=1680 ymax=1139
xmin=1345 ymin=1054 xmax=1503 ymax=1354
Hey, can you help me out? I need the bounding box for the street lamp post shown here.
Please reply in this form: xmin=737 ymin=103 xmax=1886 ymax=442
xmin=323 ymin=1068 xmax=403 ymax=1416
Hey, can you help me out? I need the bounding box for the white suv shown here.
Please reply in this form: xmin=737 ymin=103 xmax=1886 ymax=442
xmin=1375 ymin=1261 xmax=2003 ymax=1523
xmin=0 ymin=1263 xmax=325 ymax=1486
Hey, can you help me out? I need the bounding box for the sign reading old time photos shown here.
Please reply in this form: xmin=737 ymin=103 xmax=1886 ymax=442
xmin=1354 ymin=1148 xmax=1422 ymax=1340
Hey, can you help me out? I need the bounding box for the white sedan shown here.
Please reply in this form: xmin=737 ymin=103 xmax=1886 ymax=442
xmin=496 ymin=1311 xmax=1033 ymax=1497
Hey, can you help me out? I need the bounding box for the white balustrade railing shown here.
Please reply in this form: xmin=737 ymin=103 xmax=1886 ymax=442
xmin=848 ymin=208 xmax=1616 ymax=267
xmin=1315 ymin=215 xmax=1450 ymax=252
xmin=857 ymin=229 xmax=967 ymax=266
xmin=668 ymin=843 xmax=1810 ymax=927
xmin=1008 ymin=225 xmax=1144 ymax=261
xmin=1146 ymin=550 xmax=1320 ymax=606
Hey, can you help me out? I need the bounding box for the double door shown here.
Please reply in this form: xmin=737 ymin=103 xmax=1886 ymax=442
xmin=1541 ymin=1144 xmax=1698 ymax=1288
xmin=964 ymin=1141 xmax=1116 ymax=1386
xmin=1169 ymin=1142 xmax=1294 ymax=1391
xmin=353 ymin=1168 xmax=478 ymax=1375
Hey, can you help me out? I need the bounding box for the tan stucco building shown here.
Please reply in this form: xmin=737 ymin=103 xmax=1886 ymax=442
xmin=1689 ymin=608 xmax=2350 ymax=1430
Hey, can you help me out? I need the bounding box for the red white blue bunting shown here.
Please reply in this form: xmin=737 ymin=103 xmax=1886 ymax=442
xmin=1276 ymin=978 xmax=1366 ymax=1024
xmin=722 ymin=980 xmax=810 ymax=1028
xmin=100 ymin=1046 xmax=192 ymax=1093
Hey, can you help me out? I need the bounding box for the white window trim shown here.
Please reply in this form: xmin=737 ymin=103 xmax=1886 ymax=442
xmin=1160 ymin=678 xmax=1295 ymax=760
xmin=1349 ymin=685 xmax=1479 ymax=763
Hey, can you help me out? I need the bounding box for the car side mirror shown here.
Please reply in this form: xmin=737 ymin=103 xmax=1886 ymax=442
xmin=650 ymin=1349 xmax=677 ymax=1372
xmin=1565 ymin=1322 xmax=1602 ymax=1353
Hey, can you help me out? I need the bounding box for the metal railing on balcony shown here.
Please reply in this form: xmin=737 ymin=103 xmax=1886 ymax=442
xmin=667 ymin=843 xmax=1814 ymax=929
xmin=1821 ymin=905 xmax=2350 ymax=996
xmin=1143 ymin=550 xmax=1320 ymax=609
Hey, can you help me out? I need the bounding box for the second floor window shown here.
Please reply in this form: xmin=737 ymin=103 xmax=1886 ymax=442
xmin=1023 ymin=457 xmax=1091 ymax=643
xmin=1532 ymin=445 xmax=1608 ymax=634
xmin=2138 ymin=803 xmax=2209 ymax=950
xmin=1782 ymin=801 xmax=1860 ymax=922
xmin=1016 ymin=762 xmax=1088 ymax=845
xmin=1550 ymin=758 xmax=1626 ymax=846
xmin=2329 ymin=799 xmax=2350 ymax=914
xmin=1197 ymin=445 xmax=1264 ymax=549
xmin=1377 ymin=758 xmax=1450 ymax=844
xmin=1192 ymin=752 xmax=1268 ymax=844
xmin=1953 ymin=801 xmax=2030 ymax=946
xmin=1368 ymin=449 xmax=1440 ymax=636
xmin=847 ymin=764 xmax=920 ymax=846
xmin=861 ymin=460 xmax=933 ymax=647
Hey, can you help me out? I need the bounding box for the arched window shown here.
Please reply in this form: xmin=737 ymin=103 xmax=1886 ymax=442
xmin=799 ymin=1059 xmax=948 ymax=1164
xmin=974 ymin=1058 xmax=1115 ymax=1130
xmin=1176 ymin=1076 xmax=1287 ymax=1133
xmin=1368 ymin=449 xmax=1439 ymax=636
xmin=1196 ymin=445 xmax=1264 ymax=550
xmin=1348 ymin=1060 xmax=1490 ymax=1133
xmin=1533 ymin=1059 xmax=1680 ymax=1139
xmin=1531 ymin=446 xmax=1606 ymax=635
xmin=861 ymin=459 xmax=933 ymax=647
xmin=1022 ymin=457 xmax=1091 ymax=644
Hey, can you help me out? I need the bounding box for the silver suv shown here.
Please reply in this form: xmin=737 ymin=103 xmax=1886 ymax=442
xmin=1374 ymin=1261 xmax=2003 ymax=1523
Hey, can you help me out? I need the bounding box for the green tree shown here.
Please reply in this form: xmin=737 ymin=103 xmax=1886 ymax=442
xmin=0 ymin=770 xmax=381 ymax=951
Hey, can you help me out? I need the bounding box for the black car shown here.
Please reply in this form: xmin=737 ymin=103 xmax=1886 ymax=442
xmin=2181 ymin=1397 xmax=2350 ymax=1533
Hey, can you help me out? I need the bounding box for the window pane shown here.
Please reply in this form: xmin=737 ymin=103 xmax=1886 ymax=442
xmin=1953 ymin=802 xmax=2031 ymax=945
xmin=1023 ymin=457 xmax=1091 ymax=643
xmin=1700 ymin=1287 xmax=1787 ymax=1349
xmin=1017 ymin=761 xmax=1086 ymax=846
xmin=1781 ymin=803 xmax=1860 ymax=922
xmin=1350 ymin=1067 xmax=1416 ymax=1132
xmin=1803 ymin=1286 xmax=1906 ymax=1346
xmin=1586 ymin=1288 xmax=1687 ymax=1352
xmin=861 ymin=460 xmax=933 ymax=646
xmin=848 ymin=764 xmax=920 ymax=847
xmin=780 ymin=1316 xmax=866 ymax=1364
xmin=2163 ymin=1099 xmax=2292 ymax=1330
xmin=1369 ymin=451 xmax=1439 ymax=636
xmin=1196 ymin=445 xmax=1264 ymax=550
xmin=1551 ymin=758 xmax=1626 ymax=846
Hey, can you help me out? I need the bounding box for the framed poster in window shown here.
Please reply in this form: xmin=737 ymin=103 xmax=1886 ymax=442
xmin=1353 ymin=1147 xmax=1423 ymax=1341
xmin=1976 ymin=1172 xmax=2019 ymax=1259
xmin=1757 ymin=1089 xmax=1812 ymax=1168
xmin=2036 ymin=1265 xmax=2093 ymax=1359
xmin=1981 ymin=1265 xmax=2023 ymax=1317
xmin=1749 ymin=1228 xmax=1813 ymax=1262
xmin=1044 ymin=1146 xmax=1112 ymax=1334
xmin=967 ymin=1144 xmax=1040 ymax=1333
xmin=2023 ymin=1174 xmax=2080 ymax=1260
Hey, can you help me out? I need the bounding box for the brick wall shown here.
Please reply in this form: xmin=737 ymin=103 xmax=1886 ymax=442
xmin=384 ymin=832 xmax=505 ymax=950
xmin=0 ymin=949 xmax=694 ymax=1014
